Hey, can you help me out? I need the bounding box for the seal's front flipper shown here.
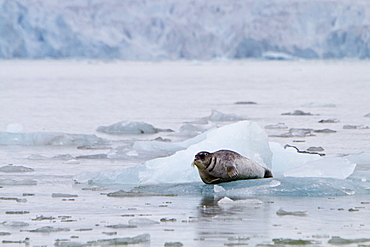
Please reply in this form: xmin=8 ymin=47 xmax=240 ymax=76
xmin=227 ymin=166 xmax=239 ymax=179
xmin=208 ymin=178 xmax=223 ymax=184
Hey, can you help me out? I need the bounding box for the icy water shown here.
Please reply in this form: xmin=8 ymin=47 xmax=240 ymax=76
xmin=1 ymin=60 xmax=370 ymax=246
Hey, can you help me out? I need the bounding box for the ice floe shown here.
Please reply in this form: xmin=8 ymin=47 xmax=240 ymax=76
xmin=75 ymin=121 xmax=272 ymax=185
xmin=284 ymin=157 xmax=356 ymax=179
xmin=96 ymin=120 xmax=172 ymax=135
xmin=202 ymin=110 xmax=246 ymax=122
xmin=0 ymin=164 xmax=34 ymax=173
xmin=73 ymin=120 xmax=370 ymax=196
xmin=0 ymin=132 xmax=108 ymax=146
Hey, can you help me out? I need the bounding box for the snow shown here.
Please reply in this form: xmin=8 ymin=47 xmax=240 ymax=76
xmin=1 ymin=0 xmax=370 ymax=59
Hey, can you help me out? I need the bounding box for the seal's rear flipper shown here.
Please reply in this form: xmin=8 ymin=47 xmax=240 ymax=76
xmin=264 ymin=168 xmax=273 ymax=178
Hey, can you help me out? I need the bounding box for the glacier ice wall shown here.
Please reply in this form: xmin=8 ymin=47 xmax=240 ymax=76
xmin=1 ymin=0 xmax=369 ymax=59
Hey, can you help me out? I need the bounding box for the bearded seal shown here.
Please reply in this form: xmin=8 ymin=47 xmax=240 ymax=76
xmin=192 ymin=150 xmax=273 ymax=184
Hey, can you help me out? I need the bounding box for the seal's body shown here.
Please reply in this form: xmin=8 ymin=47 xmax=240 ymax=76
xmin=192 ymin=150 xmax=273 ymax=184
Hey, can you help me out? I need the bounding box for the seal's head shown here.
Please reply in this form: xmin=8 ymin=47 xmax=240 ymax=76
xmin=192 ymin=151 xmax=212 ymax=170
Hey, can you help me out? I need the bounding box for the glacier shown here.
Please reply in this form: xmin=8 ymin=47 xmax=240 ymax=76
xmin=1 ymin=0 xmax=370 ymax=60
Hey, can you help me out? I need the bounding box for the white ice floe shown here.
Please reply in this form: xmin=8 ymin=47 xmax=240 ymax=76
xmin=217 ymin=197 xmax=263 ymax=206
xmin=96 ymin=121 xmax=160 ymax=135
xmin=75 ymin=120 xmax=361 ymax=189
xmin=0 ymin=132 xmax=108 ymax=146
xmin=284 ymin=156 xmax=356 ymax=179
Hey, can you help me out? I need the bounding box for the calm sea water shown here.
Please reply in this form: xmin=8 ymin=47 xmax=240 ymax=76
xmin=1 ymin=60 xmax=370 ymax=246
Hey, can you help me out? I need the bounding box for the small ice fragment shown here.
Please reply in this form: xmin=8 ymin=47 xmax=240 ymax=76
xmin=128 ymin=218 xmax=159 ymax=225
xmin=313 ymin=129 xmax=336 ymax=133
xmin=0 ymin=197 xmax=27 ymax=202
xmin=6 ymin=211 xmax=29 ymax=214
xmin=318 ymin=119 xmax=339 ymax=123
xmin=32 ymin=215 xmax=56 ymax=221
xmin=52 ymin=193 xmax=78 ymax=198
xmin=328 ymin=236 xmax=370 ymax=245
xmin=164 ymin=242 xmax=184 ymax=247
xmin=105 ymin=224 xmax=137 ymax=229
xmin=281 ymin=110 xmax=313 ymax=116
xmin=2 ymin=221 xmax=29 ymax=227
xmin=0 ymin=164 xmax=34 ymax=173
xmin=264 ymin=123 xmax=288 ymax=129
xmin=343 ymin=125 xmax=369 ymax=129
xmin=203 ymin=110 xmax=246 ymax=122
xmin=87 ymin=234 xmax=150 ymax=245
xmin=0 ymin=232 xmax=11 ymax=236
xmin=6 ymin=123 xmax=23 ymax=133
xmin=214 ymin=185 xmax=226 ymax=193
xmin=96 ymin=121 xmax=159 ymax=135
xmin=273 ymin=238 xmax=317 ymax=245
xmin=23 ymin=226 xmax=70 ymax=232
xmin=276 ymin=208 xmax=308 ymax=216
xmin=307 ymin=146 xmax=324 ymax=152
xmin=364 ymin=113 xmax=370 ymax=118
xmin=234 ymin=101 xmax=257 ymax=105
xmin=217 ymin=197 xmax=263 ymax=206
xmin=63 ymin=159 xmax=80 ymax=164
xmin=126 ymin=150 xmax=139 ymax=157
xmin=160 ymin=218 xmax=176 ymax=222
xmin=76 ymin=154 xmax=108 ymax=159
xmin=54 ymin=241 xmax=84 ymax=247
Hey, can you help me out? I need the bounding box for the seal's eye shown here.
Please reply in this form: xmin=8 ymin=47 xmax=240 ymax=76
xmin=198 ymin=152 xmax=208 ymax=159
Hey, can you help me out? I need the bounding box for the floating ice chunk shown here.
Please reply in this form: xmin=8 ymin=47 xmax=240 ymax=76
xmin=281 ymin=110 xmax=314 ymax=116
xmin=0 ymin=179 xmax=37 ymax=185
xmin=76 ymin=121 xmax=272 ymax=185
xmin=6 ymin=123 xmax=23 ymax=133
xmin=52 ymin=193 xmax=78 ymax=198
xmin=276 ymin=208 xmax=308 ymax=216
xmin=343 ymin=125 xmax=369 ymax=129
xmin=164 ymin=242 xmax=184 ymax=247
xmin=63 ymin=159 xmax=80 ymax=164
xmin=346 ymin=153 xmax=370 ymax=166
xmin=2 ymin=221 xmax=29 ymax=227
xmin=264 ymin=123 xmax=288 ymax=129
xmin=203 ymin=110 xmax=246 ymax=122
xmin=365 ymin=113 xmax=370 ymax=118
xmin=97 ymin=120 xmax=168 ymax=135
xmin=105 ymin=224 xmax=137 ymax=229
xmin=86 ymin=234 xmax=150 ymax=246
xmin=0 ymin=132 xmax=108 ymax=146
xmin=0 ymin=164 xmax=34 ymax=173
xmin=284 ymin=157 xmax=356 ymax=179
xmin=214 ymin=185 xmax=226 ymax=193
xmin=54 ymin=241 xmax=85 ymax=247
xmin=303 ymin=102 xmax=336 ymax=108
xmin=23 ymin=226 xmax=70 ymax=232
xmin=270 ymin=142 xmax=320 ymax=176
xmin=140 ymin=121 xmax=272 ymax=184
xmin=328 ymin=236 xmax=370 ymax=245
xmin=217 ymin=197 xmax=263 ymax=206
xmin=0 ymin=197 xmax=27 ymax=202
xmin=128 ymin=218 xmax=159 ymax=225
